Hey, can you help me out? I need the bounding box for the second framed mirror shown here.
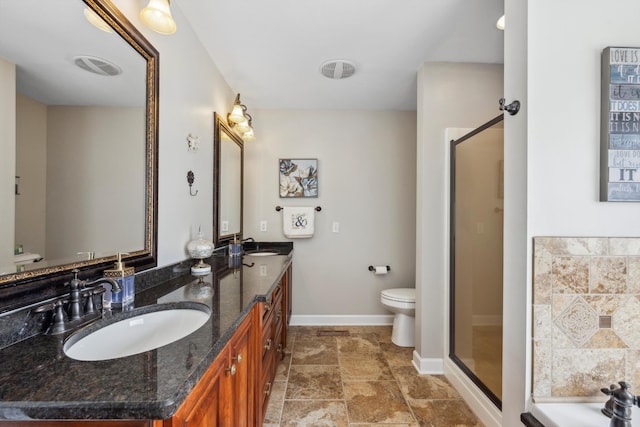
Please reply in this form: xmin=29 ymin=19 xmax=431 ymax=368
xmin=213 ymin=112 xmax=243 ymax=247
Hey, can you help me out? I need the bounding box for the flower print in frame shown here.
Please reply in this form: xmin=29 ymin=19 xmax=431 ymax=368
xmin=279 ymin=158 xmax=318 ymax=198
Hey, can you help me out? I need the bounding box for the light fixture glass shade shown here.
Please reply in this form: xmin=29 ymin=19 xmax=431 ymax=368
xmin=140 ymin=0 xmax=177 ymax=35
xmin=84 ymin=7 xmax=112 ymax=33
xmin=242 ymin=128 xmax=256 ymax=141
xmin=228 ymin=103 xmax=247 ymax=125
xmin=234 ymin=120 xmax=250 ymax=133
xmin=496 ymin=15 xmax=505 ymax=30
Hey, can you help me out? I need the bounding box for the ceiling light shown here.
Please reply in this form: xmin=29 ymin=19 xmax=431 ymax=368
xmin=496 ymin=15 xmax=505 ymax=30
xmin=140 ymin=0 xmax=177 ymax=35
xmin=84 ymin=7 xmax=112 ymax=33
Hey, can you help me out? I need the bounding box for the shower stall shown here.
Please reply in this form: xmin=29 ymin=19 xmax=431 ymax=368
xmin=449 ymin=115 xmax=504 ymax=408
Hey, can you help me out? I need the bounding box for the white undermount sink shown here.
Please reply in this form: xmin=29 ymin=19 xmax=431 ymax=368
xmin=245 ymin=251 xmax=278 ymax=257
xmin=63 ymin=302 xmax=211 ymax=361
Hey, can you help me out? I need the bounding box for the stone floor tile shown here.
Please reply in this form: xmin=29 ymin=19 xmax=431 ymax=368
xmin=340 ymin=352 xmax=394 ymax=381
xmin=379 ymin=342 xmax=414 ymax=367
xmin=291 ymin=336 xmax=339 ymax=365
xmin=409 ymin=399 xmax=484 ymax=427
xmin=392 ymin=367 xmax=461 ymax=402
xmin=263 ymin=381 xmax=287 ymax=424
xmin=285 ymin=365 xmax=343 ymax=399
xmin=280 ymin=400 xmax=349 ymax=427
xmin=344 ymin=380 xmax=416 ymax=424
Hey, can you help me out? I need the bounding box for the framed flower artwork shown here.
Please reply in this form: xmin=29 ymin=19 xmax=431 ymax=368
xmin=279 ymin=158 xmax=318 ymax=198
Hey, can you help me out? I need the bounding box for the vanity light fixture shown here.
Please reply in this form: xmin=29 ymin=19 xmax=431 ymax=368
xmin=227 ymin=93 xmax=256 ymax=141
xmin=140 ymin=0 xmax=177 ymax=35
xmin=84 ymin=7 xmax=112 ymax=33
xmin=496 ymin=14 xmax=505 ymax=30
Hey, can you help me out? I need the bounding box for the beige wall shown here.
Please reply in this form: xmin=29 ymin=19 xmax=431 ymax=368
xmin=243 ymin=110 xmax=416 ymax=319
xmin=45 ymin=106 xmax=145 ymax=260
xmin=111 ymin=0 xmax=235 ymax=266
xmin=15 ymin=94 xmax=47 ymax=259
xmin=0 ymin=57 xmax=16 ymax=273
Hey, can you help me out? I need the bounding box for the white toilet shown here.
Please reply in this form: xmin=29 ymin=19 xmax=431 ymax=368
xmin=380 ymin=288 xmax=416 ymax=347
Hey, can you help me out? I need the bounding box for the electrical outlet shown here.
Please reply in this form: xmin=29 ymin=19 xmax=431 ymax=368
xmin=260 ymin=220 xmax=267 ymax=232
xmin=259 ymin=265 xmax=267 ymax=276
xmin=332 ymin=221 xmax=340 ymax=233
xmin=221 ymin=221 xmax=229 ymax=232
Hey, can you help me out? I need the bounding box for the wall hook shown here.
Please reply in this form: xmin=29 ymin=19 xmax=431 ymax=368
xmin=499 ymin=98 xmax=520 ymax=115
xmin=187 ymin=170 xmax=198 ymax=196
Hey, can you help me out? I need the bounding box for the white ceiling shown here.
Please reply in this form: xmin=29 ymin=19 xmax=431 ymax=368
xmin=0 ymin=0 xmax=146 ymax=107
xmin=178 ymin=0 xmax=504 ymax=111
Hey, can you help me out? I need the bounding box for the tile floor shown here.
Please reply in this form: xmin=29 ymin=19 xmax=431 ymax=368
xmin=263 ymin=325 xmax=484 ymax=427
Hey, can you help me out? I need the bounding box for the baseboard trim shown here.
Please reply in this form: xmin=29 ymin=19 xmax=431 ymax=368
xmin=444 ymin=358 xmax=502 ymax=427
xmin=411 ymin=350 xmax=444 ymax=374
xmin=289 ymin=314 xmax=394 ymax=326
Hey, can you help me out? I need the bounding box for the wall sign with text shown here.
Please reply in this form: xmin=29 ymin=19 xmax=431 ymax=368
xmin=601 ymin=46 xmax=640 ymax=201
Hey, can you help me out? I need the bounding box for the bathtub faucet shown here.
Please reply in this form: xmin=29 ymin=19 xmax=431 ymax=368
xmin=601 ymin=381 xmax=639 ymax=427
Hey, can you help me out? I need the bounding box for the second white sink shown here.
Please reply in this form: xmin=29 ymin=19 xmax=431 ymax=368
xmin=63 ymin=302 xmax=211 ymax=361
xmin=245 ymin=251 xmax=278 ymax=257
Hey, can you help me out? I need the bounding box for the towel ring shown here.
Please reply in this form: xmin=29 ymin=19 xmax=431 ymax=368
xmin=276 ymin=206 xmax=321 ymax=212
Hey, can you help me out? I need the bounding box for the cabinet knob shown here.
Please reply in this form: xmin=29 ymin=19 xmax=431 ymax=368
xmin=264 ymin=338 xmax=272 ymax=351
xmin=226 ymin=363 xmax=237 ymax=376
xmin=233 ymin=352 xmax=243 ymax=364
xmin=264 ymin=302 xmax=272 ymax=312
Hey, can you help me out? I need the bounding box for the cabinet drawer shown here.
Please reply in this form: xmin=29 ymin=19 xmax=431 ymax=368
xmin=261 ymin=321 xmax=273 ymax=363
xmin=258 ymin=352 xmax=276 ymax=421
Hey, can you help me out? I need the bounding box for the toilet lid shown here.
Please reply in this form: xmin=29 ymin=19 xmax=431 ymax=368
xmin=381 ymin=288 xmax=415 ymax=302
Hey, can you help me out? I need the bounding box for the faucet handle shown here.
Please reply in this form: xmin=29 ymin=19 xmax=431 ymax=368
xmin=66 ymin=269 xmax=84 ymax=290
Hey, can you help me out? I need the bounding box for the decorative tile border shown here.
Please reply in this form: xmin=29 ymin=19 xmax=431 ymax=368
xmin=533 ymin=237 xmax=640 ymax=402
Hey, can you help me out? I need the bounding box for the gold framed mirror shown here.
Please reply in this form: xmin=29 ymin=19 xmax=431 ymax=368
xmin=213 ymin=112 xmax=243 ymax=247
xmin=0 ymin=0 xmax=158 ymax=312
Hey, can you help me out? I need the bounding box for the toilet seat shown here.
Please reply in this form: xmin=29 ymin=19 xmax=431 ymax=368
xmin=381 ymin=288 xmax=415 ymax=303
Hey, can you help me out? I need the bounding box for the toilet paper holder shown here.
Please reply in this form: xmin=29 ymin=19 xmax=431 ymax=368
xmin=368 ymin=265 xmax=390 ymax=272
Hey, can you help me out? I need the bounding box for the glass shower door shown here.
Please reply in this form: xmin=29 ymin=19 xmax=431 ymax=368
xmin=449 ymin=115 xmax=504 ymax=408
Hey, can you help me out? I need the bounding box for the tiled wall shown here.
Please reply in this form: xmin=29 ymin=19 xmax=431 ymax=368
xmin=533 ymin=237 xmax=640 ymax=402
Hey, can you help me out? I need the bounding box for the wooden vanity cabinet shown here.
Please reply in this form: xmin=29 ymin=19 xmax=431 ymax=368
xmin=255 ymin=274 xmax=289 ymax=426
xmin=282 ymin=264 xmax=292 ymax=346
xmin=165 ymin=313 xmax=254 ymax=427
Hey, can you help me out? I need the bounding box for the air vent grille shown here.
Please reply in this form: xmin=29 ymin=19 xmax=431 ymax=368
xmin=320 ymin=60 xmax=356 ymax=79
xmin=73 ymin=55 xmax=122 ymax=76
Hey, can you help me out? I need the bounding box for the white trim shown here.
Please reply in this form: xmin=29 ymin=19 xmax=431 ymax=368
xmin=411 ymin=350 xmax=444 ymax=374
xmin=444 ymin=357 xmax=502 ymax=427
xmin=472 ymin=315 xmax=503 ymax=326
xmin=289 ymin=314 xmax=394 ymax=326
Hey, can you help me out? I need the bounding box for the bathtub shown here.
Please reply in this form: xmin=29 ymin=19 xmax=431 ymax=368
xmin=531 ymin=403 xmax=640 ymax=426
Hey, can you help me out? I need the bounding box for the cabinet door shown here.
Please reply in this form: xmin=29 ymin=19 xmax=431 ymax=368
xmin=167 ymin=352 xmax=227 ymax=427
xmin=229 ymin=314 xmax=254 ymax=427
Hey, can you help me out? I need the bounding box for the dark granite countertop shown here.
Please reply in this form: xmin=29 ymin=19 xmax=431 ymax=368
xmin=0 ymin=246 xmax=293 ymax=421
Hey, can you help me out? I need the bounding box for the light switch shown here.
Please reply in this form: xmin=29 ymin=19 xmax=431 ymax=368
xmin=332 ymin=222 xmax=340 ymax=233
xmin=260 ymin=220 xmax=267 ymax=232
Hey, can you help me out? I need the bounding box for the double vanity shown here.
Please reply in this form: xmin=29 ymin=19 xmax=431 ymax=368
xmin=0 ymin=244 xmax=293 ymax=425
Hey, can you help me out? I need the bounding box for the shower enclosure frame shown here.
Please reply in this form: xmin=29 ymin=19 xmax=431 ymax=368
xmin=449 ymin=114 xmax=504 ymax=410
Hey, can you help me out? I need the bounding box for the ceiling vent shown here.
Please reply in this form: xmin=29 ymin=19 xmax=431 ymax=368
xmin=320 ymin=60 xmax=356 ymax=80
xmin=73 ymin=55 xmax=122 ymax=76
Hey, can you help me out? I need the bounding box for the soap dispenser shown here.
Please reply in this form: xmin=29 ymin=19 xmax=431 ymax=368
xmin=103 ymin=252 xmax=135 ymax=308
xmin=229 ymin=234 xmax=242 ymax=257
